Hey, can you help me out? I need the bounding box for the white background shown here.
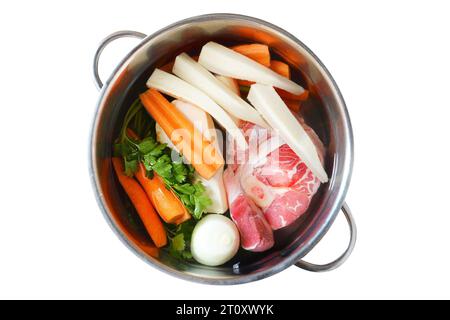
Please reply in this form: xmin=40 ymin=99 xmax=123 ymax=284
xmin=0 ymin=0 xmax=449 ymax=300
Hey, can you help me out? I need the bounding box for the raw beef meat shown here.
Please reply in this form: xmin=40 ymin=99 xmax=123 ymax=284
xmin=225 ymin=116 xmax=325 ymax=239
xmin=248 ymin=144 xmax=321 ymax=229
xmin=223 ymin=167 xmax=274 ymax=252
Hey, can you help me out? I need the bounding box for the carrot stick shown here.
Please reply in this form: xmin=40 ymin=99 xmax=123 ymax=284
xmin=283 ymin=99 xmax=301 ymax=113
xmin=112 ymin=157 xmax=167 ymax=248
xmin=126 ymin=128 xmax=139 ymax=140
xmin=237 ymin=79 xmax=254 ymax=87
xmin=231 ymin=44 xmax=271 ymax=67
xmin=135 ymin=163 xmax=188 ymax=223
xmin=174 ymin=207 xmax=192 ymax=225
xmin=140 ymin=242 xmax=160 ymax=258
xmin=276 ymin=88 xmax=309 ymax=101
xmin=140 ymin=89 xmax=224 ymax=180
xmin=101 ymin=159 xmax=160 ymax=257
xmin=270 ymin=60 xmax=291 ymax=79
xmin=267 ymin=59 xmax=310 ymax=101
xmin=268 ymin=60 xmax=302 ymax=110
xmin=159 ymin=61 xmax=174 ymax=73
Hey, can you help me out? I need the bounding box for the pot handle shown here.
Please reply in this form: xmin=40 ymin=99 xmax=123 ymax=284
xmin=93 ymin=30 xmax=147 ymax=90
xmin=295 ymin=202 xmax=356 ymax=272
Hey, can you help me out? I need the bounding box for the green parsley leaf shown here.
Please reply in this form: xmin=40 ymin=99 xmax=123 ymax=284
xmin=143 ymin=153 xmax=157 ymax=167
xmin=193 ymin=192 xmax=212 ymax=219
xmin=171 ymin=233 xmax=185 ymax=252
xmin=137 ymin=137 xmax=157 ymax=154
xmin=167 ymin=220 xmax=196 ymax=260
xmin=124 ymin=158 xmax=138 ymax=176
xmin=173 ymin=183 xmax=195 ymax=195
xmin=152 ymin=154 xmax=172 ymax=179
xmin=181 ymin=251 xmax=193 ymax=259
xmin=177 ymin=194 xmax=193 ymax=212
xmin=193 ymin=182 xmax=206 ymax=194
xmin=172 ymin=162 xmax=188 ymax=183
xmin=148 ymin=143 xmax=166 ymax=157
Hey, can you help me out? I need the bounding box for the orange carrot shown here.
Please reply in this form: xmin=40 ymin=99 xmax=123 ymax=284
xmin=231 ymin=44 xmax=271 ymax=67
xmin=269 ymin=60 xmax=309 ymax=101
xmin=126 ymin=128 xmax=139 ymax=140
xmin=112 ymin=157 xmax=167 ymax=248
xmin=174 ymin=207 xmax=192 ymax=225
xmin=283 ymin=99 xmax=301 ymax=113
xmin=267 ymin=60 xmax=309 ymax=100
xmin=135 ymin=163 xmax=188 ymax=223
xmin=270 ymin=60 xmax=291 ymax=79
xmin=140 ymin=89 xmax=224 ymax=180
xmin=101 ymin=159 xmax=160 ymax=257
xmin=235 ymin=57 xmax=308 ymax=102
xmin=140 ymin=242 xmax=160 ymax=258
xmin=237 ymin=79 xmax=254 ymax=87
xmin=276 ymin=88 xmax=309 ymax=101
xmin=159 ymin=61 xmax=174 ymax=73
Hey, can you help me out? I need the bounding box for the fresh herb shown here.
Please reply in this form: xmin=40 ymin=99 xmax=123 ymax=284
xmin=114 ymin=98 xmax=211 ymax=220
xmin=166 ymin=220 xmax=195 ymax=259
xmin=129 ymin=100 xmax=155 ymax=138
xmin=172 ymin=182 xmax=211 ymax=220
xmin=113 ymin=99 xmax=146 ymax=176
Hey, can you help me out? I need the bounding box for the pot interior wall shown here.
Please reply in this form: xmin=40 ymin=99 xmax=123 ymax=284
xmin=92 ymin=16 xmax=349 ymax=282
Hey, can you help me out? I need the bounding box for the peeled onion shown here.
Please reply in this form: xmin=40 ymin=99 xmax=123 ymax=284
xmin=191 ymin=214 xmax=240 ymax=266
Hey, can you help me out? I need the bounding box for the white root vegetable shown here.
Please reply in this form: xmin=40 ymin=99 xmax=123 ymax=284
xmin=155 ymin=123 xmax=175 ymax=149
xmin=173 ymin=53 xmax=268 ymax=128
xmin=248 ymin=84 xmax=328 ymax=183
xmin=255 ymin=136 xmax=286 ymax=164
xmin=216 ymin=75 xmax=240 ymax=96
xmin=190 ymin=214 xmax=240 ymax=266
xmin=146 ymin=69 xmax=247 ymax=149
xmin=155 ymin=100 xmax=228 ymax=214
xmin=199 ymin=42 xmax=305 ymax=95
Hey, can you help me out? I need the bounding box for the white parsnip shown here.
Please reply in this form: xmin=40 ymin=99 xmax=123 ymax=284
xmin=216 ymin=75 xmax=240 ymax=96
xmin=173 ymin=53 xmax=268 ymax=128
xmin=248 ymin=84 xmax=328 ymax=183
xmin=199 ymin=42 xmax=305 ymax=95
xmin=146 ymin=68 xmax=247 ymax=150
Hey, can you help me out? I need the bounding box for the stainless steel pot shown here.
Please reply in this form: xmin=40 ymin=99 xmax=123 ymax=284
xmin=90 ymin=14 xmax=356 ymax=284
